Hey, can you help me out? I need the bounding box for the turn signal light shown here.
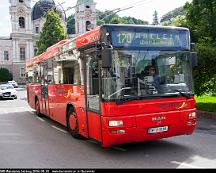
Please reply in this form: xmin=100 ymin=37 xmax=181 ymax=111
xmin=110 ymin=130 xmax=125 ymax=134
xmin=109 ymin=120 xmax=124 ymax=127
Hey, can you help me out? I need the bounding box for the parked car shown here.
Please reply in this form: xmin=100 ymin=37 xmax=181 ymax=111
xmin=7 ymin=80 xmax=18 ymax=88
xmin=0 ymin=84 xmax=17 ymax=99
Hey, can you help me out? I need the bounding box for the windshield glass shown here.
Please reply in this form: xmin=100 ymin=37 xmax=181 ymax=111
xmin=0 ymin=85 xmax=14 ymax=90
xmin=101 ymin=50 xmax=193 ymax=101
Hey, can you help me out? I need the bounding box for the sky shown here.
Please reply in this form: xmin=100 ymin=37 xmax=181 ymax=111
xmin=0 ymin=0 xmax=192 ymax=36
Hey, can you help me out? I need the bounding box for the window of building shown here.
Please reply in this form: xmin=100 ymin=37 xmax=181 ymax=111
xmin=20 ymin=47 xmax=26 ymax=61
xmin=3 ymin=51 xmax=9 ymax=61
xmin=86 ymin=5 xmax=90 ymax=8
xmin=19 ymin=0 xmax=24 ymax=3
xmin=86 ymin=21 xmax=91 ymax=31
xmin=34 ymin=49 xmax=37 ymax=56
xmin=20 ymin=67 xmax=26 ymax=78
xmin=35 ymin=27 xmax=39 ymax=33
xmin=19 ymin=17 xmax=25 ymax=28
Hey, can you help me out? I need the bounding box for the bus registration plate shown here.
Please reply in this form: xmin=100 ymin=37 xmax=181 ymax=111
xmin=148 ymin=126 xmax=168 ymax=134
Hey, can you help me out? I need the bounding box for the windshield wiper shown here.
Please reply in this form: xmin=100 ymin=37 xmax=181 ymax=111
xmin=174 ymin=89 xmax=191 ymax=99
xmin=116 ymin=95 xmax=138 ymax=105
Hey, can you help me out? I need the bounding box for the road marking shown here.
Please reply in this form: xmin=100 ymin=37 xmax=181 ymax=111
xmin=29 ymin=111 xmax=35 ymax=115
xmin=0 ymin=123 xmax=14 ymax=126
xmin=110 ymin=146 xmax=127 ymax=152
xmin=51 ymin=125 xmax=67 ymax=134
xmin=36 ymin=117 xmax=45 ymax=122
xmin=171 ymin=161 xmax=204 ymax=168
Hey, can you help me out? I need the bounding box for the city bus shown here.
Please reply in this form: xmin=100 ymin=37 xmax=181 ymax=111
xmin=26 ymin=24 xmax=197 ymax=147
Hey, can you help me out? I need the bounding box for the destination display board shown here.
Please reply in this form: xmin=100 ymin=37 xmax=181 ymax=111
xmin=111 ymin=29 xmax=189 ymax=49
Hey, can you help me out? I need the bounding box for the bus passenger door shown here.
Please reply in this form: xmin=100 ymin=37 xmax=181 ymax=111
xmin=85 ymin=51 xmax=102 ymax=142
xmin=41 ymin=84 xmax=50 ymax=116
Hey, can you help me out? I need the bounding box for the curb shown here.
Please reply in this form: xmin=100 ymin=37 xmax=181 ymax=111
xmin=197 ymin=110 xmax=216 ymax=120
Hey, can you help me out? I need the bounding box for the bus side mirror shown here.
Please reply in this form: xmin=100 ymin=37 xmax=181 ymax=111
xmin=190 ymin=52 xmax=198 ymax=68
xmin=102 ymin=47 xmax=113 ymax=68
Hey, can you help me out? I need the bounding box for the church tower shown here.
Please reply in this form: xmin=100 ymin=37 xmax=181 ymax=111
xmin=9 ymin=0 xmax=34 ymax=83
xmin=75 ymin=0 xmax=97 ymax=34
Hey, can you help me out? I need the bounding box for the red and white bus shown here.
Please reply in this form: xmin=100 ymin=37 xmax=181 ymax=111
xmin=26 ymin=24 xmax=197 ymax=147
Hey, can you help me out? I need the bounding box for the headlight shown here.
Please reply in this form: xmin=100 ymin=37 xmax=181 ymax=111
xmin=109 ymin=120 xmax=124 ymax=127
xmin=189 ymin=112 xmax=196 ymax=119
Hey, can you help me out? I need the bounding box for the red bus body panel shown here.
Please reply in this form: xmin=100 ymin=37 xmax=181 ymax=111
xmin=100 ymin=97 xmax=196 ymax=147
xmin=27 ymin=83 xmax=196 ymax=147
xmin=26 ymin=27 xmax=196 ymax=147
xmin=27 ymin=84 xmax=88 ymax=138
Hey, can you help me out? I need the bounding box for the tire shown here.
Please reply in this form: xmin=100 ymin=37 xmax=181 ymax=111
xmin=67 ymin=107 xmax=83 ymax=139
xmin=35 ymin=99 xmax=43 ymax=117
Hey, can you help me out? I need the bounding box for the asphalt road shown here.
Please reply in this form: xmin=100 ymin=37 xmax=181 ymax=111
xmin=0 ymin=88 xmax=216 ymax=169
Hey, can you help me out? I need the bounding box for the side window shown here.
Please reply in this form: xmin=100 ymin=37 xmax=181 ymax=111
xmin=62 ymin=61 xmax=81 ymax=85
xmin=86 ymin=53 xmax=99 ymax=111
xmin=53 ymin=60 xmax=62 ymax=84
xmin=47 ymin=59 xmax=54 ymax=84
xmin=40 ymin=61 xmax=48 ymax=85
xmin=53 ymin=60 xmax=81 ymax=85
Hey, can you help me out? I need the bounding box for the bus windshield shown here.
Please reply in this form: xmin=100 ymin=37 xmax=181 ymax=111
xmin=101 ymin=50 xmax=193 ymax=101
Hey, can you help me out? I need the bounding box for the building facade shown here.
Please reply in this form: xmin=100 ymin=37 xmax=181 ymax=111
xmin=0 ymin=0 xmax=96 ymax=84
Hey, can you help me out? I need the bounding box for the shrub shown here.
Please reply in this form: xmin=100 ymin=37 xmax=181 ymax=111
xmin=0 ymin=68 xmax=13 ymax=82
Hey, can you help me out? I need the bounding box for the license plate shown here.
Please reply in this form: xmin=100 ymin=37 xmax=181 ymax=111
xmin=148 ymin=126 xmax=168 ymax=134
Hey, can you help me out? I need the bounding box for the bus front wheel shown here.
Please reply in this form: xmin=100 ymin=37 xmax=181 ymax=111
xmin=67 ymin=107 xmax=83 ymax=139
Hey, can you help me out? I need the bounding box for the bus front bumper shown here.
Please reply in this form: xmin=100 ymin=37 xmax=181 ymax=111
xmin=101 ymin=109 xmax=196 ymax=147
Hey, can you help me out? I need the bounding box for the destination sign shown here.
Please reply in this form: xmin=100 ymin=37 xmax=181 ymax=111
xmin=111 ymin=29 xmax=189 ymax=49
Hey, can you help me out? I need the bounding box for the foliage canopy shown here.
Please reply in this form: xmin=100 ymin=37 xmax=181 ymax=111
xmin=36 ymin=10 xmax=67 ymax=55
xmin=184 ymin=0 xmax=216 ymax=96
xmin=0 ymin=68 xmax=13 ymax=82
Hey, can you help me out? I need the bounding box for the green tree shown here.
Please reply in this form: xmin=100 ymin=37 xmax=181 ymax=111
xmin=184 ymin=0 xmax=216 ymax=45
xmin=36 ymin=10 xmax=67 ymax=55
xmin=152 ymin=10 xmax=159 ymax=25
xmin=67 ymin=15 xmax=75 ymax=34
xmin=110 ymin=16 xmax=127 ymax=24
xmin=122 ymin=16 xmax=148 ymax=25
xmin=171 ymin=15 xmax=187 ymax=27
xmin=193 ymin=45 xmax=216 ymax=96
xmin=160 ymin=6 xmax=185 ymax=23
xmin=0 ymin=68 xmax=12 ymax=82
xmin=184 ymin=0 xmax=216 ymax=96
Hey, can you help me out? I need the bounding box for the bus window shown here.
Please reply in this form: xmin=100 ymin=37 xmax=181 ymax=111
xmin=86 ymin=53 xmax=100 ymax=111
xmin=61 ymin=61 xmax=81 ymax=85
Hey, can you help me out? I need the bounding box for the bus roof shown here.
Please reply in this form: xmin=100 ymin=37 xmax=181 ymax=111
xmin=26 ymin=39 xmax=69 ymax=68
xmin=101 ymin=24 xmax=189 ymax=31
xmin=26 ymin=24 xmax=190 ymax=69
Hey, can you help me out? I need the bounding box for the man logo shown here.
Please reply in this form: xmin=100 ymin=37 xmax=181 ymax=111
xmin=152 ymin=116 xmax=166 ymax=125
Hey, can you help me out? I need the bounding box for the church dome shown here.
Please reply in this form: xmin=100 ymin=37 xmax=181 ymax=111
xmin=77 ymin=0 xmax=94 ymax=5
xmin=32 ymin=0 xmax=65 ymax=21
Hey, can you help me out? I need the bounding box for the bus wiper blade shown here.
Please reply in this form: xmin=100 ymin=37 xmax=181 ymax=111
xmin=116 ymin=96 xmax=138 ymax=105
xmin=175 ymin=89 xmax=191 ymax=99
